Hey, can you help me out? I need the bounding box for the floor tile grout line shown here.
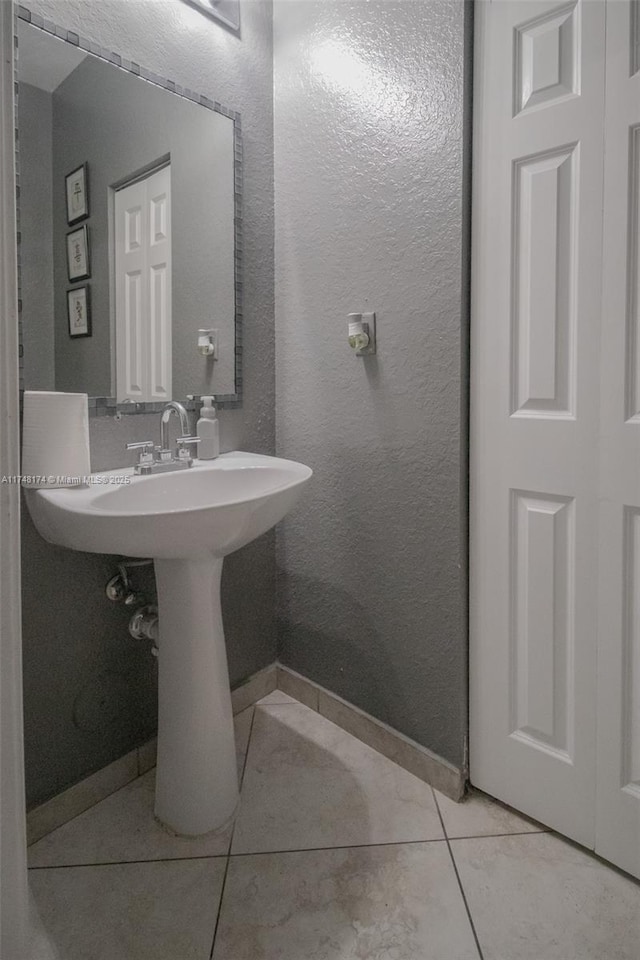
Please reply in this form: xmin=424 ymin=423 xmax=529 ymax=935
xmin=207 ymin=703 xmax=259 ymax=958
xmin=208 ymin=855 xmax=231 ymax=960
xmin=444 ymin=841 xmax=486 ymax=960
xmin=28 ymin=839 xmax=448 ymax=872
xmin=28 ymin=853 xmax=230 ymax=870
xmin=237 ymin=826 xmax=547 ymax=848
xmin=238 ymin=705 xmax=257 ymax=792
xmin=26 ymin=838 xmax=450 ymax=872
xmin=256 ymin=698 xmax=298 ymax=706
xmin=432 ymin=788 xmax=486 ymax=960
xmin=230 ymin=837 xmax=449 ymax=857
xmin=26 ymin=829 xmax=551 ymax=871
xmin=438 ymin=828 xmax=548 ymax=842
xmin=227 ymin=702 xmax=258 ymax=858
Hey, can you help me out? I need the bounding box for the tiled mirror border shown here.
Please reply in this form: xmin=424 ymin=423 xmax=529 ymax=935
xmin=14 ymin=4 xmax=244 ymax=415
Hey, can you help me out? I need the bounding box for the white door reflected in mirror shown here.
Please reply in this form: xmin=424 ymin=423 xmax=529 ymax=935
xmin=115 ymin=165 xmax=172 ymax=403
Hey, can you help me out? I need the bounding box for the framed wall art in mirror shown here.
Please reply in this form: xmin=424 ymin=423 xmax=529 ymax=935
xmin=67 ymin=285 xmax=91 ymax=339
xmin=65 ymin=161 xmax=89 ymax=225
xmin=16 ymin=7 xmax=243 ymax=414
xmin=66 ymin=224 xmax=90 ymax=282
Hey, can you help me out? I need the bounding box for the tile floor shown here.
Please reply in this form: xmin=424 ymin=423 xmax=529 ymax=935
xmin=29 ymin=690 xmax=640 ymax=959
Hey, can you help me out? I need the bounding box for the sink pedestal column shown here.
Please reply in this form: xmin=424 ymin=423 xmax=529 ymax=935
xmin=153 ymin=556 xmax=238 ymax=836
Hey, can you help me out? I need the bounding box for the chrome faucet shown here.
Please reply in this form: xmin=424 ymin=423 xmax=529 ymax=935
xmin=126 ymin=401 xmax=200 ymax=475
xmin=160 ymin=401 xmax=190 ymax=452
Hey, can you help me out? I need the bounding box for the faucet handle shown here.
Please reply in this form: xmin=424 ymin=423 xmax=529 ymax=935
xmin=126 ymin=440 xmax=154 ymax=462
xmin=176 ymin=436 xmax=201 ymax=462
xmin=126 ymin=440 xmax=155 ymax=474
xmin=126 ymin=440 xmax=154 ymax=461
xmin=126 ymin=441 xmax=154 ymax=451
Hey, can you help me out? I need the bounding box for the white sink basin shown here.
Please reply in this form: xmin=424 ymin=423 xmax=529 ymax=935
xmin=27 ymin=451 xmax=312 ymax=559
xmin=26 ymin=451 xmax=312 ymax=837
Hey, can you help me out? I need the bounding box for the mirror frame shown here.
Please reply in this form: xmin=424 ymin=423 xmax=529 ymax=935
xmin=182 ymin=0 xmax=241 ymax=33
xmin=15 ymin=5 xmax=243 ymax=416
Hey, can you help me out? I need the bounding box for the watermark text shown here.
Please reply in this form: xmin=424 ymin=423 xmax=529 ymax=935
xmin=2 ymin=475 xmax=131 ymax=486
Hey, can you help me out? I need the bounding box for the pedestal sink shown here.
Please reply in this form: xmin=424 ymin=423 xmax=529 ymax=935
xmin=26 ymin=452 xmax=312 ymax=836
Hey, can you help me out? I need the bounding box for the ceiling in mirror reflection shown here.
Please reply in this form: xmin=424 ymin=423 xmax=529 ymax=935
xmin=19 ymin=25 xmax=86 ymax=91
xmin=18 ymin=19 xmax=241 ymax=408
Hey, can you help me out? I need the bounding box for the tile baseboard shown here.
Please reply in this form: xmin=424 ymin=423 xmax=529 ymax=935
xmin=27 ymin=660 xmax=463 ymax=844
xmin=26 ymin=749 xmax=139 ymax=846
xmin=26 ymin=664 xmax=278 ymax=845
xmin=276 ymin=664 xmax=465 ymax=802
xmin=230 ymin=662 xmax=277 ymax=714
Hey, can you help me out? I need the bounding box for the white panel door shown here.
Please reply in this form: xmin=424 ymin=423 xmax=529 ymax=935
xmin=115 ymin=165 xmax=172 ymax=402
xmin=470 ymin=0 xmax=606 ymax=846
xmin=147 ymin=168 xmax=171 ymax=402
xmin=595 ymin=0 xmax=640 ymax=878
xmin=115 ymin=178 xmax=145 ymax=401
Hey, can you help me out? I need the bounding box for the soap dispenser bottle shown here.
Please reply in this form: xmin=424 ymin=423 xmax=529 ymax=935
xmin=197 ymin=396 xmax=219 ymax=460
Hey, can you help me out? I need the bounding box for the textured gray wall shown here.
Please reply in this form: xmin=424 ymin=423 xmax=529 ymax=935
xmin=20 ymin=83 xmax=55 ymax=391
xmin=274 ymin=0 xmax=470 ymax=768
xmin=21 ymin=0 xmax=275 ymax=808
xmin=50 ymin=54 xmax=235 ymax=398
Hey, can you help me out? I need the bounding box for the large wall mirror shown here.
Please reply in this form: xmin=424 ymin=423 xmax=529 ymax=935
xmin=17 ymin=11 xmax=242 ymax=412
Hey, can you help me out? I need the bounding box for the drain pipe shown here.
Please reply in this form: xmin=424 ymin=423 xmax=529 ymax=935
xmin=128 ymin=604 xmax=159 ymax=656
xmin=105 ymin=561 xmax=159 ymax=656
xmin=105 ymin=558 xmax=153 ymax=605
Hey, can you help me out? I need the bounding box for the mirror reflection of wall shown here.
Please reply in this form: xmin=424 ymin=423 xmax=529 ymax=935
xmin=18 ymin=19 xmax=239 ymax=403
